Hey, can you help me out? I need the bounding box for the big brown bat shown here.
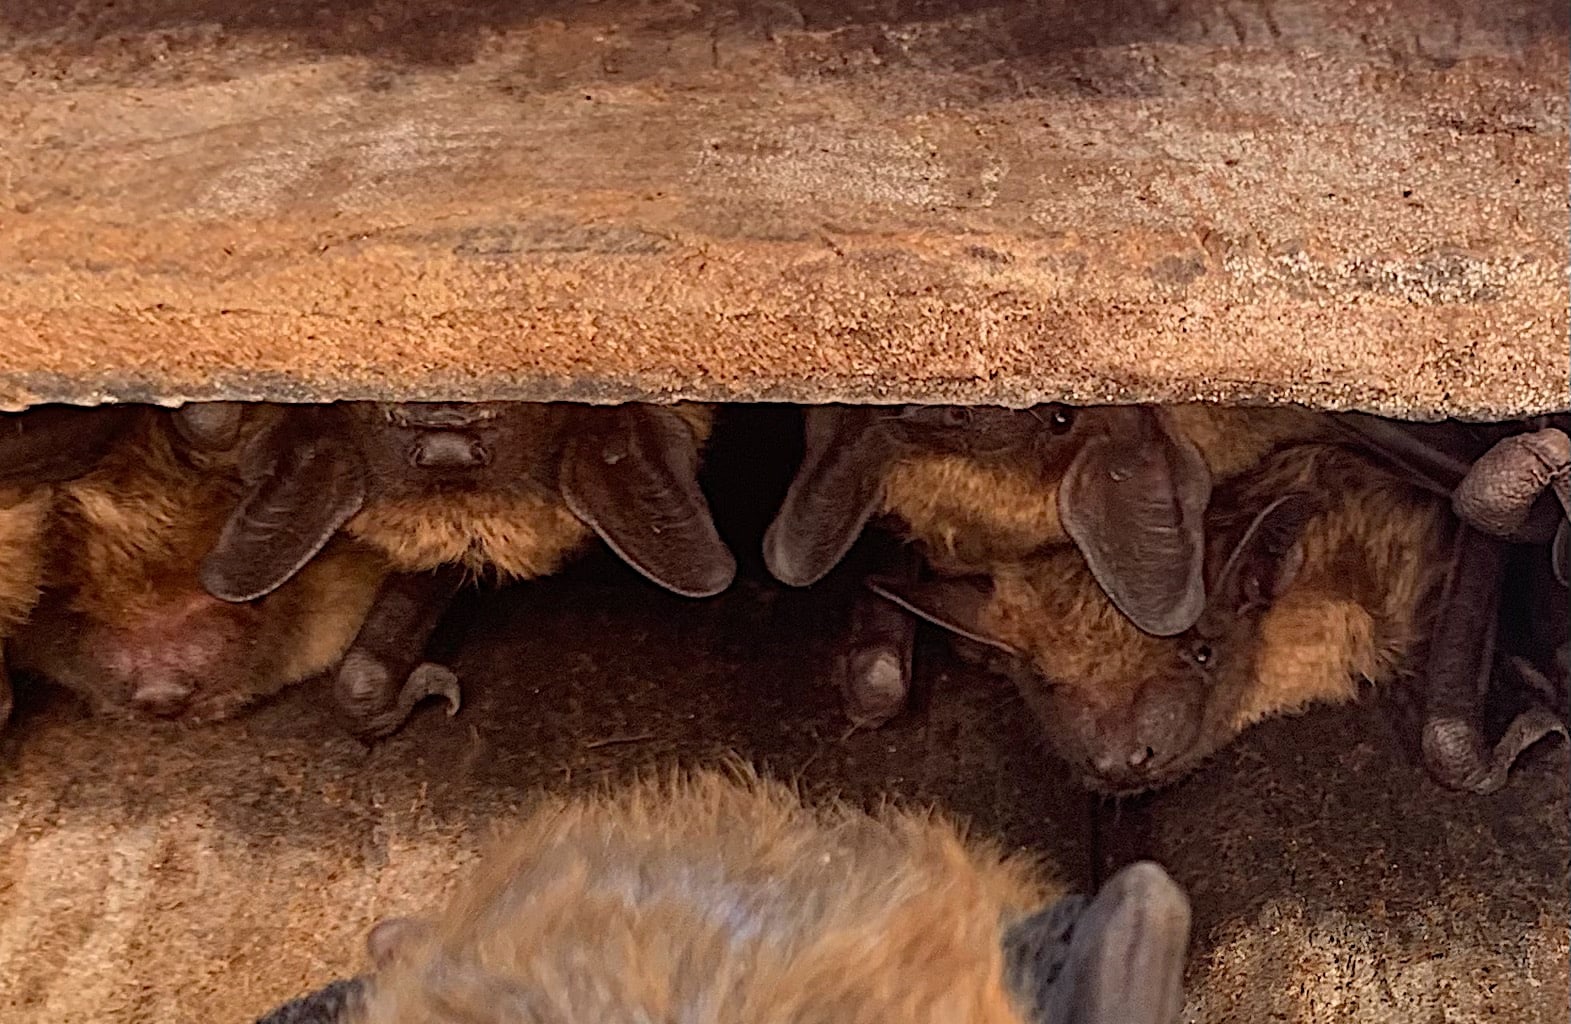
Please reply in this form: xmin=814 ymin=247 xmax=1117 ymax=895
xmin=869 ymin=443 xmax=1463 ymax=795
xmin=190 ymin=401 xmax=736 ymax=739
xmin=254 ymin=769 xmax=1191 ymax=1024
xmin=11 ymin=406 xmax=388 ymax=723
xmin=0 ymin=403 xmax=145 ymax=727
xmin=762 ymin=402 xmax=1329 ymax=726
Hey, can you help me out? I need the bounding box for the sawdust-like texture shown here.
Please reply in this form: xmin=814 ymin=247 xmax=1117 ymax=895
xmin=0 ymin=532 xmax=1565 ymax=1022
xmin=1 ymin=1 xmax=1566 ymax=417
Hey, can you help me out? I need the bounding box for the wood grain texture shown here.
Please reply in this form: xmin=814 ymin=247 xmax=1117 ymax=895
xmin=1 ymin=1 xmax=1566 ymax=415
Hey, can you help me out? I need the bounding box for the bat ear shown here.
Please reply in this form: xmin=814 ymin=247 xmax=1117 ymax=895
xmin=763 ymin=405 xmax=896 ymax=587
xmin=365 ymin=916 xmax=433 ymax=970
xmin=559 ymin=405 xmax=736 ymax=598
xmin=865 ymin=574 xmax=1019 ymax=655
xmin=1059 ymin=407 xmax=1212 ymax=637
xmin=172 ymin=401 xmax=246 ymax=451
xmin=1206 ymin=491 xmax=1321 ymax=619
xmin=1004 ymin=861 xmax=1190 ymax=1024
xmin=0 ymin=404 xmax=143 ymax=485
xmin=200 ymin=408 xmax=367 ymax=603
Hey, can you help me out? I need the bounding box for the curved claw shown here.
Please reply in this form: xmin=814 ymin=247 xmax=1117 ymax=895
xmin=404 ymin=662 xmax=462 ymax=718
xmin=1422 ymin=707 xmax=1568 ymax=795
xmin=334 ymin=651 xmax=462 ymax=740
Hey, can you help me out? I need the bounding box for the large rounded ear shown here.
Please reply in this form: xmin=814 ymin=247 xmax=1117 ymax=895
xmin=1203 ymin=491 xmax=1322 ymax=623
xmin=559 ymin=405 xmax=736 ymax=598
xmin=1059 ymin=407 xmax=1211 ymax=638
xmin=366 ymin=916 xmax=433 ymax=969
xmin=1004 ymin=861 xmax=1190 ymax=1024
xmin=0 ymin=403 xmax=143 ymax=485
xmin=172 ymin=401 xmax=246 ymax=451
xmin=200 ymin=407 xmax=367 ymax=603
xmin=763 ymin=405 xmax=896 ymax=587
xmin=865 ymin=574 xmax=1020 ymax=655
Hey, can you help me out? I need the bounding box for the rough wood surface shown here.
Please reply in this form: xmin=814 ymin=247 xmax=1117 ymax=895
xmin=1 ymin=1 xmax=1566 ymax=416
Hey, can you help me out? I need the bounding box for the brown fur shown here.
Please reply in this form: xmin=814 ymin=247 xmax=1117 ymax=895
xmin=355 ymin=767 xmax=1052 ymax=1024
xmin=0 ymin=485 xmax=50 ymax=638
xmin=345 ymin=403 xmax=713 ymax=580
xmin=11 ymin=415 xmax=388 ymax=722
xmin=346 ymin=493 xmax=591 ymax=579
xmin=978 ymin=443 xmax=1451 ymax=792
xmin=881 ymin=405 xmax=1329 ymax=572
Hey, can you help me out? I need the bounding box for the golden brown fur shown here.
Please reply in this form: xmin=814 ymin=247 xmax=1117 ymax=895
xmin=356 ymin=767 xmax=1053 ymax=1024
xmin=0 ymin=485 xmax=50 ymax=640
xmin=346 ymin=493 xmax=590 ymax=579
xmin=346 ymin=403 xmax=714 ymax=580
xmin=0 ymin=484 xmax=53 ymax=720
xmin=881 ymin=405 xmax=1328 ymax=572
xmin=979 ymin=443 xmax=1451 ymax=791
xmin=12 ymin=414 xmax=388 ymax=722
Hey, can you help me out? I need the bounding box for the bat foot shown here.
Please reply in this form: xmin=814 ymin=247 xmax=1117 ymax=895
xmin=838 ymin=644 xmax=910 ymax=728
xmin=1422 ymin=708 xmax=1567 ymax=795
xmin=1453 ymin=428 xmax=1571 ymax=542
xmin=334 ymin=650 xmax=461 ymax=740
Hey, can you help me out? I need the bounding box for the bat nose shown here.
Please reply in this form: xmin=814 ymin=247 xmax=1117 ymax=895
xmin=131 ymin=678 xmax=195 ymax=717
xmin=410 ymin=431 xmax=490 ymax=469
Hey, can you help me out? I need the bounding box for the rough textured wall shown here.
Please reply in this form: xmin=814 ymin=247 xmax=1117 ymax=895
xmin=1 ymin=0 xmax=1566 ymax=417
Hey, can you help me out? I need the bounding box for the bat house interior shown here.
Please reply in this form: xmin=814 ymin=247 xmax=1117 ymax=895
xmin=0 ymin=1 xmax=1566 ymax=1021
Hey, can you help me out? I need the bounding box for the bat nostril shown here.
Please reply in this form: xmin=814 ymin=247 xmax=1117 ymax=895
xmin=1128 ymin=745 xmax=1156 ymax=769
xmin=410 ymin=432 xmax=489 ymax=470
xmin=131 ymin=679 xmax=194 ymax=718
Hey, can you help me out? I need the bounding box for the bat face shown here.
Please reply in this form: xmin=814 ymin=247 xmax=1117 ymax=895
xmin=766 ymin=404 xmax=1212 ymax=637
xmin=196 ymin=401 xmax=736 ymax=604
xmin=870 ymin=483 xmax=1323 ymax=796
xmin=343 ymin=402 xmax=570 ymax=501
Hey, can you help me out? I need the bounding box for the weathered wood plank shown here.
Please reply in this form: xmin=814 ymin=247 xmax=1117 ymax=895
xmin=1 ymin=1 xmax=1565 ymax=415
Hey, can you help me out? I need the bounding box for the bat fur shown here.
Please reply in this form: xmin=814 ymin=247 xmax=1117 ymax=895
xmin=11 ymin=413 xmax=387 ymax=723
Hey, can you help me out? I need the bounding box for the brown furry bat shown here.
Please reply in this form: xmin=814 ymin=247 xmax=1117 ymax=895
xmin=255 ymin=770 xmax=1191 ymax=1024
xmin=191 ymin=402 xmax=735 ymax=738
xmin=0 ymin=404 xmax=145 ymax=727
xmin=10 ymin=407 xmax=388 ymax=723
xmin=872 ymin=443 xmax=1456 ymax=795
xmin=764 ymin=402 xmax=1333 ymax=726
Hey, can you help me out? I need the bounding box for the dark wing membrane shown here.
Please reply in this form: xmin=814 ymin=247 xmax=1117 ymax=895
xmin=0 ymin=404 xmax=143 ymax=485
xmin=560 ymin=405 xmax=736 ymax=598
xmin=1322 ymin=411 xmax=1488 ymax=497
xmin=762 ymin=405 xmax=893 ymax=587
xmin=1059 ymin=409 xmax=1211 ymax=637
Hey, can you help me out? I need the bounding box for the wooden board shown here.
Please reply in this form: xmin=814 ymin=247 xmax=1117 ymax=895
xmin=1 ymin=0 xmax=1566 ymax=417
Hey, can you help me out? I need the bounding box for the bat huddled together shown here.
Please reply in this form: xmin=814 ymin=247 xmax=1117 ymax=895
xmin=1 ymin=399 xmax=1564 ymax=795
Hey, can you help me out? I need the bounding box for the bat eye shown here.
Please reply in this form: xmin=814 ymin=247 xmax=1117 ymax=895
xmin=1190 ymin=643 xmax=1214 ymax=667
xmin=1048 ymin=407 xmax=1075 ymax=434
xmin=942 ymin=407 xmax=973 ymax=427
